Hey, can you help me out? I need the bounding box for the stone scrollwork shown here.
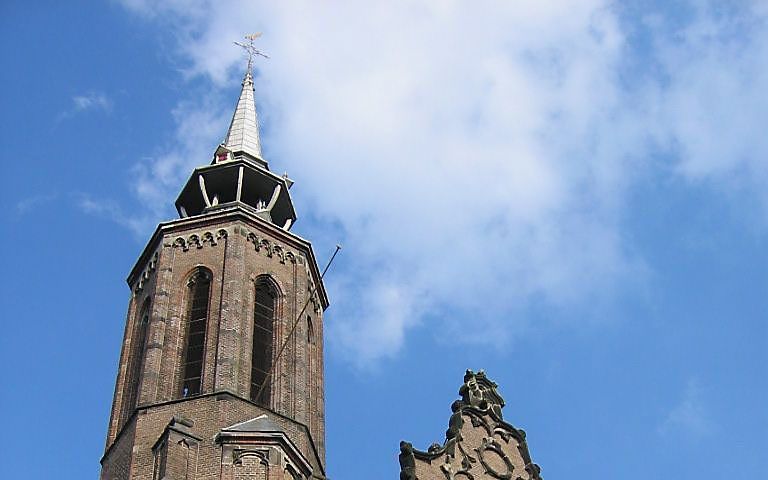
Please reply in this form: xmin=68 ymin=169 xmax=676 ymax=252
xmin=399 ymin=370 xmax=543 ymax=480
xmin=459 ymin=369 xmax=505 ymax=420
xmin=476 ymin=437 xmax=514 ymax=480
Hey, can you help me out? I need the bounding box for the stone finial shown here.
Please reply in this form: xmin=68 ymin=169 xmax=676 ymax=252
xmin=458 ymin=369 xmax=505 ymax=420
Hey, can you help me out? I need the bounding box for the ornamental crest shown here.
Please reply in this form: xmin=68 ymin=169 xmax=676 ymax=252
xmin=399 ymin=370 xmax=542 ymax=480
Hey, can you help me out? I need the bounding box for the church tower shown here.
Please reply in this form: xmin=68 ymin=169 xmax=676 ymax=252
xmin=100 ymin=52 xmax=329 ymax=480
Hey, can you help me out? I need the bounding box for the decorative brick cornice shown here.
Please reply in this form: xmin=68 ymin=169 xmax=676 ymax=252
xmin=238 ymin=226 xmax=323 ymax=313
xmin=243 ymin=228 xmax=305 ymax=265
xmin=170 ymin=228 xmax=229 ymax=252
xmin=125 ymin=205 xmax=329 ymax=309
xmin=133 ymin=251 xmax=159 ymax=295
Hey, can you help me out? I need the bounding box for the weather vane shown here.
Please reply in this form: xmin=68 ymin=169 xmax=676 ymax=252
xmin=234 ymin=33 xmax=270 ymax=71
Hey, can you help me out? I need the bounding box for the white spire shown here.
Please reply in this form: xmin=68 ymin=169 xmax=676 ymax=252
xmin=223 ymin=68 xmax=263 ymax=161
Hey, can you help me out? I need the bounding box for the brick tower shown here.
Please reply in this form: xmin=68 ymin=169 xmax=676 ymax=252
xmin=100 ymin=59 xmax=329 ymax=480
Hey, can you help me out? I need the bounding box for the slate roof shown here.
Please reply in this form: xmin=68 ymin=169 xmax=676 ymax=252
xmin=223 ymin=68 xmax=263 ymax=160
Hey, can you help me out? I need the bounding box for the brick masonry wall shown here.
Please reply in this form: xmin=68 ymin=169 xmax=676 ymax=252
xmin=101 ymin=415 xmax=136 ymax=480
xmin=107 ymin=274 xmax=158 ymax=446
xmin=102 ymin=393 xmax=322 ymax=480
xmin=103 ymin=210 xmax=327 ymax=478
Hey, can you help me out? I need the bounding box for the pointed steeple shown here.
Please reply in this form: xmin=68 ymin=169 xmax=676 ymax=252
xmin=223 ymin=67 xmax=264 ymax=163
xmin=177 ymin=35 xmax=298 ymax=228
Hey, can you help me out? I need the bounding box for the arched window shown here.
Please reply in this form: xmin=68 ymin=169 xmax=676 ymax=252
xmin=181 ymin=268 xmax=211 ymax=397
xmin=306 ymin=314 xmax=315 ymax=431
xmin=123 ymin=299 xmax=150 ymax=421
xmin=250 ymin=278 xmax=276 ymax=405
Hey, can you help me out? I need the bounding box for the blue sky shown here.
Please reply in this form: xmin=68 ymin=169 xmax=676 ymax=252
xmin=1 ymin=0 xmax=766 ymax=478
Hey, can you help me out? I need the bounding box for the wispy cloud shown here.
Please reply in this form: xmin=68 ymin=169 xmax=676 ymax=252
xmin=58 ymin=92 xmax=113 ymax=121
xmin=75 ymin=193 xmax=151 ymax=236
xmin=641 ymin=2 xmax=768 ymax=186
xmin=15 ymin=193 xmax=58 ymax=215
xmin=130 ymin=96 xmax=230 ymax=219
xmin=73 ymin=92 xmax=112 ymax=111
xmin=115 ymin=1 xmax=768 ymax=366
xmin=659 ymin=378 xmax=713 ymax=438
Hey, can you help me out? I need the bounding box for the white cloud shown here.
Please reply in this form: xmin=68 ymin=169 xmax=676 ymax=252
xmin=130 ymin=96 xmax=231 ymax=219
xmin=73 ymin=92 xmax=112 ymax=112
xmin=76 ymin=193 xmax=149 ymax=236
xmin=58 ymin=92 xmax=113 ymax=122
xmin=646 ymin=3 xmax=768 ymax=183
xmin=115 ymin=1 xmax=768 ymax=366
xmin=15 ymin=193 xmax=57 ymax=215
xmin=660 ymin=378 xmax=713 ymax=438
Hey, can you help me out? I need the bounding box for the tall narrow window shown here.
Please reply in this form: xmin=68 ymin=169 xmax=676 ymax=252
xmin=250 ymin=278 xmax=276 ymax=405
xmin=152 ymin=437 xmax=168 ymax=480
xmin=123 ymin=300 xmax=150 ymax=421
xmin=306 ymin=315 xmax=314 ymax=431
xmin=181 ymin=268 xmax=211 ymax=397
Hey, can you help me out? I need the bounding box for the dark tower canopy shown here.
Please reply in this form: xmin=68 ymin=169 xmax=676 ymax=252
xmin=174 ymin=68 xmax=297 ymax=230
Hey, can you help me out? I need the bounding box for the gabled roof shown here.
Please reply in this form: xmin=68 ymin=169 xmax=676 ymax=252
xmin=217 ymin=413 xmax=314 ymax=476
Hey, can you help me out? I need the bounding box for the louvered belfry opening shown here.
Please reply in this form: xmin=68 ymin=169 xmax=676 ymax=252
xmin=181 ymin=268 xmax=212 ymax=397
xmin=251 ymin=277 xmax=276 ymax=406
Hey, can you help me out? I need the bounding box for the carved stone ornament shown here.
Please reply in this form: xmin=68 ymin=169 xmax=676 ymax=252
xmin=244 ymin=229 xmax=304 ymax=266
xmin=458 ymin=369 xmax=505 ymax=420
xmin=398 ymin=370 xmax=543 ymax=480
xmin=305 ymin=274 xmax=321 ymax=314
xmin=399 ymin=441 xmax=417 ymax=480
xmin=134 ymin=251 xmax=159 ymax=295
xmin=172 ymin=229 xmax=228 ymax=252
xmin=476 ymin=437 xmax=514 ymax=479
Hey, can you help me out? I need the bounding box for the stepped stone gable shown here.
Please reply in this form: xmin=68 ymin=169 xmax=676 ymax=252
xmin=399 ymin=370 xmax=542 ymax=480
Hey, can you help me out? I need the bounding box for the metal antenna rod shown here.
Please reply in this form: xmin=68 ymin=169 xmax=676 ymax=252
xmin=253 ymin=244 xmax=342 ymax=405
